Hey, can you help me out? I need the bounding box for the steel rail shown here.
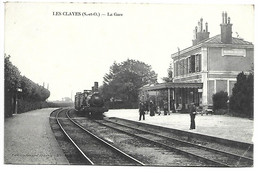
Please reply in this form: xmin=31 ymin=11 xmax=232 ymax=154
xmin=55 ymin=108 xmax=94 ymax=165
xmin=94 ymin=119 xmax=230 ymax=167
xmin=104 ymin=118 xmax=253 ymax=166
xmin=66 ymin=109 xmax=145 ymax=166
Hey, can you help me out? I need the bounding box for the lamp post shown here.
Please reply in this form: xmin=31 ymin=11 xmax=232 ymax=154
xmin=15 ymin=88 xmax=22 ymax=114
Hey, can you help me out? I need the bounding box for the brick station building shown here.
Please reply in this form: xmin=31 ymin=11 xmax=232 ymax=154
xmin=140 ymin=12 xmax=254 ymax=113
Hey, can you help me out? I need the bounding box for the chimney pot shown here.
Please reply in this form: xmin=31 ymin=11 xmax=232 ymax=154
xmin=194 ymin=26 xmax=197 ymax=39
xmin=222 ymin=12 xmax=224 ymax=23
xmin=225 ymin=12 xmax=227 ymax=24
xmin=200 ymin=18 xmax=203 ymax=31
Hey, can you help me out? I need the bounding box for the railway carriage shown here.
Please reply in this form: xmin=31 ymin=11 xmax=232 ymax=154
xmin=74 ymin=82 xmax=108 ymax=118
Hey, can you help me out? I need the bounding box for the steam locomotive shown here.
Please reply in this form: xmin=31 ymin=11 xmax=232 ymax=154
xmin=74 ymin=82 xmax=108 ymax=118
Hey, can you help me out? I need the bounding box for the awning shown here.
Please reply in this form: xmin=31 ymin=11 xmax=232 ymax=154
xmin=140 ymin=82 xmax=203 ymax=91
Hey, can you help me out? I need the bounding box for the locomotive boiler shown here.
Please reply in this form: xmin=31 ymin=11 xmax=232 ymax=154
xmin=74 ymin=82 xmax=108 ymax=118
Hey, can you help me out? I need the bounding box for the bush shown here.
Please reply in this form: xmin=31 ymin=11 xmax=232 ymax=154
xmin=105 ymin=101 xmax=138 ymax=109
xmin=230 ymin=72 xmax=253 ymax=118
xmin=214 ymin=109 xmax=228 ymax=115
xmin=17 ymin=100 xmax=49 ymax=113
xmin=47 ymin=101 xmax=74 ymax=108
xmin=212 ymin=91 xmax=229 ymax=111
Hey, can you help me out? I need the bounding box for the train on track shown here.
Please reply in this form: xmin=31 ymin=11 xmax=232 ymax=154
xmin=74 ymin=82 xmax=108 ymax=118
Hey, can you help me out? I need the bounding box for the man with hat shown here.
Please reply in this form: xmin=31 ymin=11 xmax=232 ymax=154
xmin=189 ymin=103 xmax=197 ymax=129
xmin=139 ymin=102 xmax=145 ymax=121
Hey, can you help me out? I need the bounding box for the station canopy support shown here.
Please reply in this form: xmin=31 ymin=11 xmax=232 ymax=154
xmin=140 ymin=82 xmax=203 ymax=114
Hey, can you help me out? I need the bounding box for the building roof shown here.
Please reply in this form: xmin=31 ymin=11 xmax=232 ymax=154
xmin=171 ymin=35 xmax=254 ymax=59
xmin=203 ymin=34 xmax=253 ymax=45
xmin=140 ymin=82 xmax=203 ymax=91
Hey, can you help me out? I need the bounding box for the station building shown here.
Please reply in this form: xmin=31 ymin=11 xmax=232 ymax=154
xmin=140 ymin=12 xmax=254 ymax=113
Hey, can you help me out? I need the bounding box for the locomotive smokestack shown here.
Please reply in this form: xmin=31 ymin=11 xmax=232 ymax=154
xmin=94 ymin=82 xmax=98 ymax=89
xmin=94 ymin=82 xmax=99 ymax=92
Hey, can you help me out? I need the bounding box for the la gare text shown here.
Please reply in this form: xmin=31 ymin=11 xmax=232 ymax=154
xmin=53 ymin=11 xmax=123 ymax=17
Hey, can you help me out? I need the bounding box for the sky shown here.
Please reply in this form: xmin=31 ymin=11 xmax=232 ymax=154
xmin=3 ymin=1 xmax=255 ymax=101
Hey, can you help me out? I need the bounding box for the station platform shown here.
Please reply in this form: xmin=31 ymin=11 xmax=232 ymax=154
xmin=104 ymin=109 xmax=254 ymax=144
xmin=4 ymin=108 xmax=69 ymax=165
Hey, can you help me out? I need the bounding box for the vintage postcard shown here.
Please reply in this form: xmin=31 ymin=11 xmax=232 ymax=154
xmin=2 ymin=1 xmax=256 ymax=172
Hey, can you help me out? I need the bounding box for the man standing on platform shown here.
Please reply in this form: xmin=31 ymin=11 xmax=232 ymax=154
xmin=189 ymin=103 xmax=197 ymax=129
xmin=149 ymin=100 xmax=155 ymax=116
xmin=139 ymin=102 xmax=145 ymax=121
xmin=163 ymin=100 xmax=168 ymax=115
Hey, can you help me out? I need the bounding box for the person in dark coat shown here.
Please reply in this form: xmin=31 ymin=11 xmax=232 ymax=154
xmin=163 ymin=100 xmax=168 ymax=115
xmin=149 ymin=101 xmax=155 ymax=116
xmin=156 ymin=106 xmax=161 ymax=115
xmin=189 ymin=103 xmax=197 ymax=129
xmin=172 ymin=99 xmax=176 ymax=113
xmin=145 ymin=101 xmax=149 ymax=114
xmin=139 ymin=102 xmax=145 ymax=121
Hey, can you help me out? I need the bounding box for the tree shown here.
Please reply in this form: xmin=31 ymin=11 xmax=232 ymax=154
xmin=101 ymin=59 xmax=157 ymax=108
xmin=230 ymin=72 xmax=254 ymax=117
xmin=4 ymin=55 xmax=22 ymax=116
xmin=162 ymin=64 xmax=173 ymax=83
xmin=4 ymin=55 xmax=21 ymax=93
xmin=4 ymin=55 xmax=50 ymax=116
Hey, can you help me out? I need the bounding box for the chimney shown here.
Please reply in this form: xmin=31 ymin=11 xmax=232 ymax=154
xmin=193 ymin=26 xmax=198 ymax=40
xmin=192 ymin=18 xmax=210 ymax=45
xmin=220 ymin=12 xmax=233 ymax=44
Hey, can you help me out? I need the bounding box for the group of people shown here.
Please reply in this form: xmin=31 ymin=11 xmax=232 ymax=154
xmin=139 ymin=101 xmax=197 ymax=130
xmin=138 ymin=101 xmax=165 ymax=121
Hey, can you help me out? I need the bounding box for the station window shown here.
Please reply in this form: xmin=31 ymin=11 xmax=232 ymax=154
xmin=195 ymin=54 xmax=201 ymax=72
xmin=189 ymin=55 xmax=195 ymax=73
xmin=175 ymin=54 xmax=201 ymax=77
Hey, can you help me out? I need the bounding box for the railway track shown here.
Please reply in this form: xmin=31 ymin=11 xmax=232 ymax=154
xmin=68 ymin=109 xmax=209 ymax=166
xmin=54 ymin=108 xmax=253 ymax=166
xmin=55 ymin=108 xmax=144 ymax=166
xmin=107 ymin=117 xmax=253 ymax=158
xmin=94 ymin=117 xmax=253 ymax=167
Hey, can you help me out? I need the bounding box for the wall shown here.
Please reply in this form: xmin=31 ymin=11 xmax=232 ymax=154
xmin=208 ymin=47 xmax=254 ymax=72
